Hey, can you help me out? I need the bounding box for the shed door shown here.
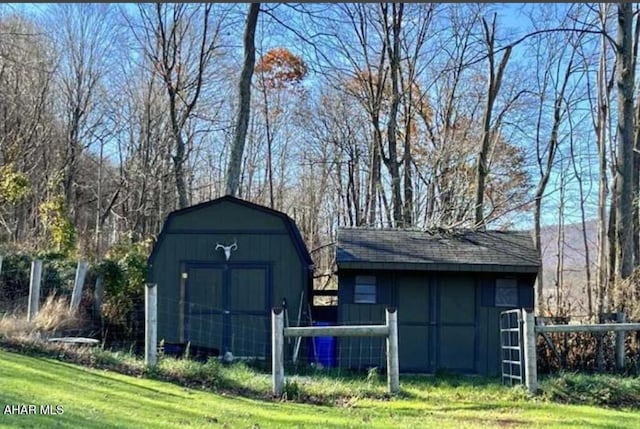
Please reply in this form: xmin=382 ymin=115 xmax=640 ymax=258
xmin=184 ymin=267 xmax=225 ymax=353
xmin=184 ymin=264 xmax=269 ymax=358
xmin=397 ymin=276 xmax=431 ymax=372
xmin=228 ymin=267 xmax=269 ymax=358
xmin=437 ymin=276 xmax=476 ymax=372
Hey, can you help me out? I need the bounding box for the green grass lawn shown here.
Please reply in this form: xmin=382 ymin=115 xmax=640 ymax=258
xmin=0 ymin=349 xmax=638 ymax=429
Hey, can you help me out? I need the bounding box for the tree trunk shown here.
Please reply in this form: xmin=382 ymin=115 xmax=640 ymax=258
xmin=596 ymin=3 xmax=611 ymax=318
xmin=614 ymin=3 xmax=635 ymax=283
xmin=172 ymin=132 xmax=190 ymax=209
xmin=633 ymin=5 xmax=640 ymax=273
xmin=532 ymin=50 xmax=573 ymax=315
xmin=634 ymin=119 xmax=640 ymax=269
xmin=474 ymin=15 xmax=511 ymax=228
xmin=366 ymin=126 xmax=383 ymax=226
xmin=570 ymin=131 xmax=593 ymax=319
xmin=608 ymin=181 xmax=617 ymax=308
xmin=225 ymin=3 xmax=260 ymax=197
xmin=257 ymin=72 xmax=275 ymax=208
xmin=555 ymin=166 xmax=566 ymax=315
xmin=381 ymin=3 xmax=404 ymax=228
xmin=534 ymin=196 xmax=545 ymax=314
xmin=403 ymin=123 xmax=413 ymax=227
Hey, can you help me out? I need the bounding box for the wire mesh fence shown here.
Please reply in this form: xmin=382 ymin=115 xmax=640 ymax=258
xmin=154 ymin=296 xmax=390 ymax=377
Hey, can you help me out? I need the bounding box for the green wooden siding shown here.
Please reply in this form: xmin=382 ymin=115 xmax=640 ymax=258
xmin=397 ymin=274 xmax=430 ymax=371
xmin=437 ymin=275 xmax=476 ymax=372
xmin=167 ymin=200 xmax=284 ymax=230
xmin=338 ymin=304 xmax=386 ymax=369
xmin=336 ymin=271 xmax=390 ymax=369
xmin=184 ymin=266 xmax=224 ymax=349
xmin=150 ymin=198 xmax=309 ymax=356
xmin=337 ymin=270 xmax=534 ymax=375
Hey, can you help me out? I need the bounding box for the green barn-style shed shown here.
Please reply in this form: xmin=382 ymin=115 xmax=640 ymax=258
xmin=148 ymin=195 xmax=313 ymax=359
xmin=336 ymin=228 xmax=540 ymax=375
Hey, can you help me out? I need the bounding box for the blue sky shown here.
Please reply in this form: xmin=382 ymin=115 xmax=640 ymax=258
xmin=2 ymin=3 xmax=601 ymax=230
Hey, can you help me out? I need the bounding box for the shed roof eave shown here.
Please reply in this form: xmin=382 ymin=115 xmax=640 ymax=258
xmin=336 ymin=261 xmax=539 ymax=274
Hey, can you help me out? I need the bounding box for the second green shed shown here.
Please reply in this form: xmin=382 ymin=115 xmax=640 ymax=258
xmin=336 ymin=227 xmax=540 ymax=375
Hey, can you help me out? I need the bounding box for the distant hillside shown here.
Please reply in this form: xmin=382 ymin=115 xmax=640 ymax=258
xmin=536 ymin=219 xmax=598 ymax=313
xmin=539 ymin=219 xmax=597 ymax=272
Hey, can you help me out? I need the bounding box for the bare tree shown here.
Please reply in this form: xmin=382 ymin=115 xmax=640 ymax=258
xmin=226 ymin=3 xmax=260 ymax=197
xmin=530 ymin=22 xmax=583 ymax=313
xmin=134 ymin=4 xmax=224 ymax=209
xmin=48 ymin=4 xmax=115 ymax=228
xmin=568 ymin=108 xmax=594 ymax=319
xmin=613 ymin=3 xmax=636 ymax=286
xmin=0 ymin=14 xmax=57 ymax=244
xmin=554 ymin=157 xmax=567 ymax=315
xmin=473 ymin=13 xmax=515 ymax=229
xmin=589 ymin=3 xmax=615 ymax=317
xmin=379 ymin=3 xmax=404 ymax=227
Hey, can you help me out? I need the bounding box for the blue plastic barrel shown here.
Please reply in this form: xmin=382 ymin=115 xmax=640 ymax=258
xmin=310 ymin=321 xmax=335 ymax=368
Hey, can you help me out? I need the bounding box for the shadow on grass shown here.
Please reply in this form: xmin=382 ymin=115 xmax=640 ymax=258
xmin=7 ymin=336 xmax=640 ymax=415
xmin=0 ymin=352 xmax=230 ymax=428
xmin=0 ymin=392 xmax=126 ymax=429
xmin=46 ymin=357 xmax=184 ymax=398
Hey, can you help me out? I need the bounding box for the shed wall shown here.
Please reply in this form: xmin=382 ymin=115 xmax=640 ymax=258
xmin=337 ymin=270 xmax=535 ymax=375
xmin=150 ymin=199 xmax=308 ymax=354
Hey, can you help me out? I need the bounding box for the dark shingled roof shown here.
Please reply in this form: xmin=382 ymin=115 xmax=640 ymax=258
xmin=337 ymin=227 xmax=540 ymax=273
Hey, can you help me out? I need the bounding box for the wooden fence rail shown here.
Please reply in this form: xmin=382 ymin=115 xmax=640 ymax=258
xmin=536 ymin=323 xmax=640 ymax=333
xmin=272 ymin=307 xmax=399 ymax=396
xmin=522 ymin=309 xmax=640 ymax=393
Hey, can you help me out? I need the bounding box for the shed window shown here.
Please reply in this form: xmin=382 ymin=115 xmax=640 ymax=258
xmin=495 ymin=278 xmax=518 ymax=307
xmin=354 ymin=276 xmax=376 ymax=304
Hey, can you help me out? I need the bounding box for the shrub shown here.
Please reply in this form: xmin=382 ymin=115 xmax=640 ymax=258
xmin=34 ymin=293 xmax=83 ymax=333
xmin=0 ymin=253 xmax=31 ymax=310
xmin=0 ymin=252 xmax=81 ymax=313
xmin=157 ymin=356 xmax=222 ymax=388
xmin=1 ymin=236 xmax=153 ymax=349
xmin=0 ymin=313 xmax=31 ymax=338
xmin=39 ymin=195 xmax=76 ymax=256
xmin=0 ymin=163 xmax=30 ymax=204
xmin=39 ymin=253 xmax=77 ymax=299
xmin=537 ymin=329 xmax=640 ymax=375
xmin=97 ymin=238 xmax=152 ymax=349
xmin=540 ymin=372 xmax=640 ymax=409
xmin=0 ymin=293 xmax=85 ymax=338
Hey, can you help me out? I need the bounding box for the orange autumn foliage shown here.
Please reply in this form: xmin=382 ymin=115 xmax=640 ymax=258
xmin=255 ymin=47 xmax=307 ymax=89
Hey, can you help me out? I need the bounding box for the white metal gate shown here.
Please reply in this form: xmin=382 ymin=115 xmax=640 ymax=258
xmin=500 ymin=309 xmax=524 ymax=386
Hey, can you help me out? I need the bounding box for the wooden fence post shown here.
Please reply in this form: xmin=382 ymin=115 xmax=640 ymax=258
xmin=27 ymin=259 xmax=43 ymax=322
xmin=616 ymin=312 xmax=626 ymax=371
xmin=145 ymin=283 xmax=158 ymax=367
xmin=596 ymin=333 xmax=605 ymax=372
xmin=70 ymin=261 xmax=88 ymax=313
xmin=522 ymin=309 xmax=537 ymax=393
xmin=386 ymin=307 xmax=399 ymax=394
xmin=272 ymin=307 xmax=285 ymax=396
xmin=93 ymin=274 xmax=104 ymax=318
